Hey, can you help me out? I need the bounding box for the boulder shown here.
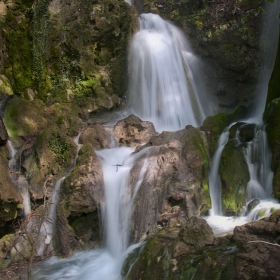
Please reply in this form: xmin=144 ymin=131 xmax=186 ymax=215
xmin=233 ymin=210 xmax=280 ymax=280
xmin=130 ymin=126 xmax=210 ymax=242
xmin=114 ymin=114 xmax=156 ymax=147
xmin=178 ymin=216 xmax=214 ymax=248
xmin=80 ymin=124 xmax=112 ymax=150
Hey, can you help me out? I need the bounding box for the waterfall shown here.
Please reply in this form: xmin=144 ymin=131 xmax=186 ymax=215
xmin=36 ymin=132 xmax=83 ymax=256
xmin=208 ymin=128 xmax=230 ymax=216
xmin=128 ymin=13 xmax=211 ymax=132
xmin=96 ymin=147 xmax=147 ymax=258
xmin=32 ymin=144 xmax=149 ymax=280
xmin=7 ymin=140 xmax=31 ymax=217
xmin=244 ymin=125 xmax=273 ymax=201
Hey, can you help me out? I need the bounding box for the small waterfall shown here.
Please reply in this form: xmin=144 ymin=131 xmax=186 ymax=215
xmin=128 ymin=13 xmax=210 ymax=132
xmin=32 ymin=144 xmax=150 ymax=279
xmin=37 ymin=132 xmax=83 ymax=256
xmin=96 ymin=147 xmax=149 ymax=259
xmin=244 ymin=125 xmax=273 ymax=200
xmin=208 ymin=128 xmax=230 ymax=216
xmin=7 ymin=140 xmax=31 ymax=217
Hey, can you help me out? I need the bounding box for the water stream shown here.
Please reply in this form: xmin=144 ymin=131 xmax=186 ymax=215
xmin=7 ymin=140 xmax=31 ymax=217
xmin=128 ymin=13 xmax=213 ymax=132
xmin=36 ymin=132 xmax=83 ymax=256
xmin=32 ymin=145 xmax=150 ymax=279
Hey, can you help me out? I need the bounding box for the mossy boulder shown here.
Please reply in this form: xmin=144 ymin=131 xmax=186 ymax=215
xmin=123 ymin=220 xmax=237 ymax=280
xmin=219 ymin=139 xmax=249 ymax=215
xmin=4 ymin=98 xmax=47 ymax=138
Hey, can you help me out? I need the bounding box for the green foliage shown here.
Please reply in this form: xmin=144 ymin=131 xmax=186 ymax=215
xmin=48 ymin=132 xmax=70 ymax=165
xmin=72 ymin=75 xmax=102 ymax=99
xmin=32 ymin=0 xmax=52 ymax=87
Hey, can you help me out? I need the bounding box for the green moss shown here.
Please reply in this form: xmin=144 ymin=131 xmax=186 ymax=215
xmin=219 ymin=140 xmax=249 ymax=215
xmin=4 ymin=98 xmax=46 ymax=138
xmin=3 ymin=9 xmax=33 ymax=95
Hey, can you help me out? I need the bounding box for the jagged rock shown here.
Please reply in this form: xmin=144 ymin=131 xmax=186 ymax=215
xmin=114 ymin=114 xmax=156 ymax=147
xmin=238 ymin=123 xmax=256 ymax=143
xmin=57 ymin=142 xmax=104 ymax=255
xmin=130 ymin=126 xmax=210 ymax=242
xmin=122 ymin=220 xmax=236 ymax=280
xmin=233 ymin=210 xmax=280 ymax=279
xmin=178 ymin=216 xmax=214 ymax=247
xmin=80 ymin=124 xmax=112 ymax=150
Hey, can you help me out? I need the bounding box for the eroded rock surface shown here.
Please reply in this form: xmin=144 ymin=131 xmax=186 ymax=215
xmin=130 ymin=126 xmax=210 ymax=242
xmin=114 ymin=114 xmax=156 ymax=146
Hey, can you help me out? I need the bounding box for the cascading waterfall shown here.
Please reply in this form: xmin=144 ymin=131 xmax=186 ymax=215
xmin=32 ymin=143 xmax=149 ymax=280
xmin=7 ymin=140 xmax=31 ymax=217
xmin=206 ymin=122 xmax=280 ymax=235
xmin=36 ymin=132 xmax=83 ymax=256
xmin=128 ymin=13 xmax=212 ymax=132
xmin=244 ymin=125 xmax=273 ymax=201
xmin=208 ymin=128 xmax=230 ymax=216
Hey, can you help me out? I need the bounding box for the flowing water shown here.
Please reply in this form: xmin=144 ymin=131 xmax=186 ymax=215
xmin=205 ymin=122 xmax=280 ymax=235
xmin=208 ymin=128 xmax=230 ymax=216
xmin=36 ymin=132 xmax=83 ymax=256
xmin=32 ymin=145 xmax=150 ymax=279
xmin=7 ymin=140 xmax=31 ymax=217
xmin=30 ymin=2 xmax=280 ymax=277
xmin=128 ymin=13 xmax=213 ymax=132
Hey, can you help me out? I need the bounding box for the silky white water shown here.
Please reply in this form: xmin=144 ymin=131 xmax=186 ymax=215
xmin=32 ymin=146 xmax=149 ymax=279
xmin=36 ymin=132 xmax=83 ymax=256
xmin=206 ymin=121 xmax=279 ymax=235
xmin=128 ymin=13 xmax=212 ymax=132
xmin=208 ymin=128 xmax=230 ymax=216
xmin=7 ymin=140 xmax=31 ymax=217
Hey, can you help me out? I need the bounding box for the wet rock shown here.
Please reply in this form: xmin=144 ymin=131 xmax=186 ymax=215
xmin=130 ymin=126 xmax=210 ymax=242
xmin=80 ymin=124 xmax=112 ymax=150
xmin=57 ymin=143 xmax=104 ymax=255
xmin=123 ymin=224 xmax=236 ymax=280
xmin=246 ymin=198 xmax=260 ymax=214
xmin=114 ymin=114 xmax=156 ymax=147
xmin=238 ymin=123 xmax=256 ymax=143
xmin=234 ymin=210 xmax=280 ymax=279
xmin=178 ymin=216 xmax=214 ymax=247
xmin=219 ymin=139 xmax=249 ymax=215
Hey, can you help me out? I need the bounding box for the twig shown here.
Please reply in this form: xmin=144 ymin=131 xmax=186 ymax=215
xmin=247 ymin=240 xmax=280 ymax=248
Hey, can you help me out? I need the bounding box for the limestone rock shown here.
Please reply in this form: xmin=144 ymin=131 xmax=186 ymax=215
xmin=234 ymin=210 xmax=280 ymax=280
xmin=114 ymin=114 xmax=156 ymax=147
xmin=57 ymin=143 xmax=104 ymax=255
xmin=178 ymin=216 xmax=214 ymax=247
xmin=80 ymin=124 xmax=112 ymax=150
xmin=130 ymin=126 xmax=210 ymax=242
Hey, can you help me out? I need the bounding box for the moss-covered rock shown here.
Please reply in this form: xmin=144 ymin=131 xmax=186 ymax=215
xmin=123 ymin=220 xmax=237 ymax=280
xmin=219 ymin=139 xmax=249 ymax=215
